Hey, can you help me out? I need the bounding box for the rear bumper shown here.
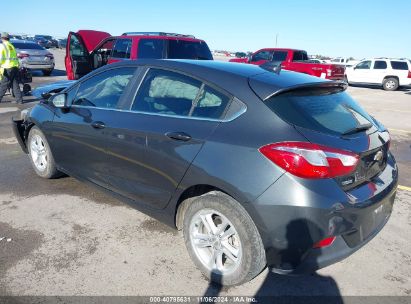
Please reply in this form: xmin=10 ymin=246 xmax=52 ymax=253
xmin=247 ymin=152 xmax=398 ymax=273
xmin=20 ymin=62 xmax=54 ymax=70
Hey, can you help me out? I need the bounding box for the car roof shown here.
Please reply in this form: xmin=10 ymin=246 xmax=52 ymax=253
xmin=98 ymin=59 xmax=333 ymax=100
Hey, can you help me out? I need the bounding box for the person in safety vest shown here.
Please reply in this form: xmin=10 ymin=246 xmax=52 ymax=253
xmin=0 ymin=32 xmax=23 ymax=104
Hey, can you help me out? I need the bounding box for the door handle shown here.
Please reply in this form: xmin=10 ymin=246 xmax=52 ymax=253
xmin=165 ymin=131 xmax=191 ymax=142
xmin=91 ymin=121 xmax=105 ymax=129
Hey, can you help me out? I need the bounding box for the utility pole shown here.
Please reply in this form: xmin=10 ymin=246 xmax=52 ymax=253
xmin=275 ymin=34 xmax=278 ymax=47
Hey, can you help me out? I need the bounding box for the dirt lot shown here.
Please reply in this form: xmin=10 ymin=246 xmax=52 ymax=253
xmin=0 ymin=49 xmax=410 ymax=299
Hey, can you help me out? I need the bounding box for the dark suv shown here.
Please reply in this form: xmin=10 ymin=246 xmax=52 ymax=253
xmin=65 ymin=30 xmax=213 ymax=80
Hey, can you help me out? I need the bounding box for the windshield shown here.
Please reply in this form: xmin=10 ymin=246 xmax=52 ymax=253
xmin=265 ymin=89 xmax=374 ymax=136
xmin=168 ymin=40 xmax=213 ymax=60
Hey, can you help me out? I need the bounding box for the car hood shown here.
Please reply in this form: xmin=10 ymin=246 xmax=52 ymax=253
xmin=32 ymin=80 xmax=77 ymax=98
xmin=76 ymin=30 xmax=111 ymax=53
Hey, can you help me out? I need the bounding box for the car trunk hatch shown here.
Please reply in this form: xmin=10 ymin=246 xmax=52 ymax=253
xmin=259 ymin=81 xmax=391 ymax=191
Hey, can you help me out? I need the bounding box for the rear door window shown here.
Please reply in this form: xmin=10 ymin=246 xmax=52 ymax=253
xmin=264 ymin=89 xmax=374 ymax=136
xmin=167 ymin=40 xmax=213 ymax=60
xmin=390 ymin=61 xmax=409 ymax=70
xmin=112 ymin=39 xmax=132 ymax=59
xmin=272 ymin=51 xmax=288 ymax=62
xmin=292 ymin=51 xmax=308 ymax=61
xmin=373 ymin=61 xmax=387 ymax=69
xmin=138 ymin=39 xmax=165 ymax=59
xmin=132 ymin=68 xmax=230 ymax=119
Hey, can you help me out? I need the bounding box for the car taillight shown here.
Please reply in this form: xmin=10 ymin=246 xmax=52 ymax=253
xmin=408 ymin=71 xmax=411 ymax=78
xmin=46 ymin=54 xmax=54 ymax=59
xmin=259 ymin=142 xmax=359 ymax=179
xmin=326 ymin=69 xmax=332 ymax=77
xmin=17 ymin=53 xmax=29 ymax=59
xmin=313 ymin=236 xmax=336 ymax=248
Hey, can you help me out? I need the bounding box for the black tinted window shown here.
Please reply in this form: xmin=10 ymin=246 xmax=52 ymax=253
xmin=265 ymin=89 xmax=373 ymax=136
xmin=73 ymin=67 xmax=136 ymax=109
xmin=138 ymin=39 xmax=165 ymax=59
xmin=391 ymin=61 xmax=408 ymax=70
xmin=168 ymin=40 xmax=212 ymax=60
xmin=292 ymin=51 xmax=308 ymax=61
xmin=374 ymin=61 xmax=387 ymax=69
xmin=252 ymin=51 xmax=272 ymax=62
xmin=12 ymin=42 xmax=44 ymax=50
xmin=272 ymin=51 xmax=288 ymax=62
xmin=112 ymin=39 xmax=132 ymax=59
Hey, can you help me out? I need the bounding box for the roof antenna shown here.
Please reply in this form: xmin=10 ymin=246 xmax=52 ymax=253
xmin=259 ymin=61 xmax=282 ymax=74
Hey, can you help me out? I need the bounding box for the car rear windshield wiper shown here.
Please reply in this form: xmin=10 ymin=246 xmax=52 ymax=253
xmin=341 ymin=123 xmax=373 ymax=136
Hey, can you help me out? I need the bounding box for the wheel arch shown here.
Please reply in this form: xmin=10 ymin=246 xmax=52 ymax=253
xmin=175 ymin=184 xmax=230 ymax=230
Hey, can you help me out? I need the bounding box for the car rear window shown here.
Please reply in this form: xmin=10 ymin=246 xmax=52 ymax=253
xmin=265 ymin=89 xmax=374 ymax=136
xmin=12 ymin=42 xmax=44 ymax=50
xmin=390 ymin=61 xmax=409 ymax=70
xmin=168 ymin=40 xmax=212 ymax=60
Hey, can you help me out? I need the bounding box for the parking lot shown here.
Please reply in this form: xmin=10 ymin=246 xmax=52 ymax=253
xmin=0 ymin=49 xmax=411 ymax=298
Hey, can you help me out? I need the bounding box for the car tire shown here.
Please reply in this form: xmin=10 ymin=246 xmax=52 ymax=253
xmin=382 ymin=77 xmax=399 ymax=91
xmin=42 ymin=69 xmax=53 ymax=76
xmin=183 ymin=191 xmax=266 ymax=286
xmin=28 ymin=126 xmax=61 ymax=179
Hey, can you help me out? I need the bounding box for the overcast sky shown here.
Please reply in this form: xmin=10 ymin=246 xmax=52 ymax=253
xmin=2 ymin=0 xmax=410 ymax=59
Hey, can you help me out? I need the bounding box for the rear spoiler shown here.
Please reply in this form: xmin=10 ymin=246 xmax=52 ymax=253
xmin=263 ymin=81 xmax=347 ymax=101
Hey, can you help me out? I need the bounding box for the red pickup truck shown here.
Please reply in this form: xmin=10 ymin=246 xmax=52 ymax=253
xmin=230 ymin=48 xmax=345 ymax=80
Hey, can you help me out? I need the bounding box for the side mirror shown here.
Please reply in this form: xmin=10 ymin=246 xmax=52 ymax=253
xmin=51 ymin=93 xmax=69 ymax=109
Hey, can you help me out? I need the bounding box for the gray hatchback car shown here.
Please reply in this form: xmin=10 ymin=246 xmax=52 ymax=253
xmin=13 ymin=60 xmax=398 ymax=286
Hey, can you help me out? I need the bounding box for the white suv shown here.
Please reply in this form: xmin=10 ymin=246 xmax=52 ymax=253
xmin=345 ymin=58 xmax=411 ymax=91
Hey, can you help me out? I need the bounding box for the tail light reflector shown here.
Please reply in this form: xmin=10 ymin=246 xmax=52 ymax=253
xmin=259 ymin=142 xmax=359 ymax=179
xmin=313 ymin=236 xmax=336 ymax=248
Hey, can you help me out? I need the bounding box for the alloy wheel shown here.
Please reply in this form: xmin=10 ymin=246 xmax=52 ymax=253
xmin=189 ymin=209 xmax=242 ymax=275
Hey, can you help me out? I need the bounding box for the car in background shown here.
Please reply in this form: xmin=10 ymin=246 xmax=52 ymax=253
xmin=12 ymin=39 xmax=55 ymax=76
xmin=331 ymin=57 xmax=359 ymax=67
xmin=34 ymin=35 xmax=58 ymax=48
xmin=13 ymin=59 xmax=397 ymax=286
xmin=230 ymin=48 xmax=345 ymax=80
xmin=65 ymin=30 xmax=213 ymax=80
xmin=307 ymin=58 xmax=327 ymax=64
xmin=57 ymin=38 xmax=67 ymax=49
xmin=33 ymin=36 xmax=49 ymax=48
xmin=345 ymin=58 xmax=411 ymax=91
xmin=9 ymin=34 xmax=23 ymax=40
